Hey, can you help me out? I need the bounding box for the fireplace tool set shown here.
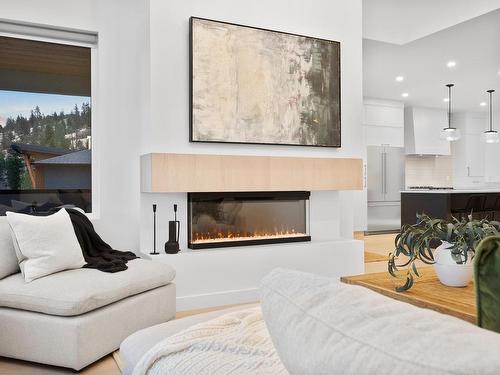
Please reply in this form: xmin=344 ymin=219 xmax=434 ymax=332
xmin=150 ymin=204 xmax=180 ymax=255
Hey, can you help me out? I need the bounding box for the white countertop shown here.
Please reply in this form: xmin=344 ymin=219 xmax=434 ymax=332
xmin=401 ymin=189 xmax=500 ymax=194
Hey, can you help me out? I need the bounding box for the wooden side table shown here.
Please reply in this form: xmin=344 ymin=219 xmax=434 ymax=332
xmin=341 ymin=267 xmax=477 ymax=324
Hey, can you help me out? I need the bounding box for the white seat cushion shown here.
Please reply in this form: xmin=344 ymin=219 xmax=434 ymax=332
xmin=0 ymin=259 xmax=175 ymax=316
xmin=260 ymin=268 xmax=500 ymax=375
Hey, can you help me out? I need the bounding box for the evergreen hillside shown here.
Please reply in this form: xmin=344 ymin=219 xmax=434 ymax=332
xmin=0 ymin=103 xmax=91 ymax=189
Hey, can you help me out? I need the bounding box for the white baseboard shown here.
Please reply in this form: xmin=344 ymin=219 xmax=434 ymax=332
xmin=176 ymin=288 xmax=259 ymax=311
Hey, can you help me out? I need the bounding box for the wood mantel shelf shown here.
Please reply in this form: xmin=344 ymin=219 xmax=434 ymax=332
xmin=141 ymin=153 xmax=363 ymax=193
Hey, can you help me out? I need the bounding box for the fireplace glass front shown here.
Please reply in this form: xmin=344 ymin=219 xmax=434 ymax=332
xmin=188 ymin=191 xmax=310 ymax=249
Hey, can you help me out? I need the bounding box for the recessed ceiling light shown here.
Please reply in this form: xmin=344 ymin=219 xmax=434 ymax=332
xmin=447 ymin=61 xmax=457 ymax=68
xmin=443 ymin=98 xmax=449 ymax=102
xmin=401 ymin=93 xmax=409 ymax=98
xmin=480 ymin=102 xmax=487 ymax=106
xmin=395 ymin=76 xmax=404 ymax=82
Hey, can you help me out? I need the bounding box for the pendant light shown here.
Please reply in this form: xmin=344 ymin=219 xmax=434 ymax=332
xmin=441 ymin=84 xmax=461 ymax=141
xmin=483 ymin=90 xmax=499 ymax=144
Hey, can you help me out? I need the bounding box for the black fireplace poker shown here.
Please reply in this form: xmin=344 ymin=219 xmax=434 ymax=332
xmin=149 ymin=204 xmax=159 ymax=255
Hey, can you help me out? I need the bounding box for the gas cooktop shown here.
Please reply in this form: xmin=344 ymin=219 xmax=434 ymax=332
xmin=407 ymin=186 xmax=454 ymax=190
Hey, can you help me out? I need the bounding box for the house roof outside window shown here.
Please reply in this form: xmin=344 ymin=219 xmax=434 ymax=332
xmin=34 ymin=149 xmax=90 ymax=165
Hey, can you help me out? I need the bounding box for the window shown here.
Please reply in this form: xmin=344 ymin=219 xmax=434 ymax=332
xmin=0 ymin=36 xmax=92 ymax=215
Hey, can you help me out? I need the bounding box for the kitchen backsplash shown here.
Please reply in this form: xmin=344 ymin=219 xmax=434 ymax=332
xmin=405 ymin=155 xmax=453 ymax=187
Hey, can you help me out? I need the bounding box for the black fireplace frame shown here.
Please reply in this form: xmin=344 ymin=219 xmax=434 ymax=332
xmin=187 ymin=191 xmax=311 ymax=249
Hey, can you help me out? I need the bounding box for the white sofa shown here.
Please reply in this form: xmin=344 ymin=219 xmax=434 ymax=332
xmin=122 ymin=269 xmax=500 ymax=375
xmin=0 ymin=219 xmax=176 ymax=370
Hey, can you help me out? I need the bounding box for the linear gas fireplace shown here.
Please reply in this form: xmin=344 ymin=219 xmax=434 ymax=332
xmin=188 ymin=191 xmax=310 ymax=249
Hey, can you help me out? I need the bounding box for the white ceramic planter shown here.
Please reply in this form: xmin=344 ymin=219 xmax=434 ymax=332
xmin=433 ymin=241 xmax=473 ymax=287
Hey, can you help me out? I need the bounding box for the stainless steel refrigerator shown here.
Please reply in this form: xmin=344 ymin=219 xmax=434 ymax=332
xmin=367 ymin=145 xmax=405 ymax=232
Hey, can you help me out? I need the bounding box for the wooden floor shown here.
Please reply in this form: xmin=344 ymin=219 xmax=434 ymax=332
xmin=0 ymin=233 xmax=396 ymax=374
xmin=0 ymin=355 xmax=120 ymax=375
xmin=175 ymin=302 xmax=257 ymax=319
xmin=360 ymin=232 xmax=396 ymax=256
xmin=362 ymin=232 xmax=397 ymax=273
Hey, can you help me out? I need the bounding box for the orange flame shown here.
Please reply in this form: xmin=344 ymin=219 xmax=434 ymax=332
xmin=192 ymin=227 xmax=306 ymax=243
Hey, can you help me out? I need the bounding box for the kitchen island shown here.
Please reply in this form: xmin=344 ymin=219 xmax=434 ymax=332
xmin=401 ymin=189 xmax=500 ymax=226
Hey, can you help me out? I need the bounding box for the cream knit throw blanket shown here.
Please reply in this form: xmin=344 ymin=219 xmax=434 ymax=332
xmin=132 ymin=306 xmax=288 ymax=375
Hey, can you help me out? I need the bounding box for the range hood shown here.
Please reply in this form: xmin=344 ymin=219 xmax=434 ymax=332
xmin=404 ymin=107 xmax=451 ymax=156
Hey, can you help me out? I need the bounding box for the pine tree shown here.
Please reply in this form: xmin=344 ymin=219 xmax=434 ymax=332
xmin=43 ymin=125 xmax=56 ymax=147
xmin=69 ymin=104 xmax=80 ymax=132
xmin=17 ymin=116 xmax=30 ymax=138
xmin=5 ymin=118 xmax=15 ymax=130
xmin=33 ymin=106 xmax=42 ymax=121
xmin=5 ymin=152 xmax=23 ymax=190
xmin=81 ymin=102 xmax=91 ymax=127
xmin=1 ymin=131 xmax=13 ymax=151
xmin=29 ymin=112 xmax=35 ymax=126
xmin=0 ymin=154 xmax=6 ymax=188
xmin=54 ymin=122 xmax=70 ymax=149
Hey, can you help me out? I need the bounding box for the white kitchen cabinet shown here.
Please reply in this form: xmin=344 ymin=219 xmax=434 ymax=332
xmin=455 ymin=112 xmax=488 ymax=135
xmin=466 ymin=133 xmax=485 ymax=177
xmin=479 ymin=110 xmax=500 ymax=182
xmin=404 ymin=107 xmax=451 ymax=155
xmin=364 ymin=98 xmax=404 ymax=127
xmin=363 ymin=98 xmax=404 ymax=147
xmin=452 ymin=113 xmax=488 ymax=185
xmin=485 ymin=144 xmax=500 ymax=182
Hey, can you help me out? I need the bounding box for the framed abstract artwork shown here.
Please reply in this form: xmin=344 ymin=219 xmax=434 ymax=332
xmin=189 ymin=17 xmax=341 ymax=147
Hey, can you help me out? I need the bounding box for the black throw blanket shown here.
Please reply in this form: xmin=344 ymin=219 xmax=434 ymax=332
xmin=65 ymin=209 xmax=137 ymax=273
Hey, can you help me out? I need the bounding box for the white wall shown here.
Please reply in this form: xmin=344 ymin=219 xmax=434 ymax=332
xmin=363 ymin=0 xmax=500 ymax=44
xmin=141 ymin=0 xmax=365 ymax=250
xmin=1 ymin=0 xmax=365 ymax=309
xmin=0 ymin=0 xmax=148 ymax=250
xmin=145 ymin=0 xmax=363 ymax=157
xmin=0 ymin=0 xmax=365 ymax=250
xmin=405 ymin=155 xmax=453 ymax=188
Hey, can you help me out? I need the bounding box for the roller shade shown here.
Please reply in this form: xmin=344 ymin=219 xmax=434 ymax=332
xmin=0 ymin=35 xmax=91 ymax=96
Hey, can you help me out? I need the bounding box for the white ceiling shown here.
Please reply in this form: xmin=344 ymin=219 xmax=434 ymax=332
xmin=363 ymin=0 xmax=500 ymax=45
xmin=363 ymin=8 xmax=500 ymax=113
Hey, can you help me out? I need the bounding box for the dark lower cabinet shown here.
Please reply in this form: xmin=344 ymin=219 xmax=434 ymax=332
xmin=401 ymin=192 xmax=500 ymax=227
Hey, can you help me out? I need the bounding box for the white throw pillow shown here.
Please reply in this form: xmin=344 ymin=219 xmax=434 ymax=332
xmin=0 ymin=219 xmax=20 ymax=279
xmin=6 ymin=209 xmax=86 ymax=282
xmin=260 ymin=268 xmax=500 ymax=375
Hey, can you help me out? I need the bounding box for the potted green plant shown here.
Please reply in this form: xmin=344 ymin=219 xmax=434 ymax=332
xmin=388 ymin=214 xmax=500 ymax=291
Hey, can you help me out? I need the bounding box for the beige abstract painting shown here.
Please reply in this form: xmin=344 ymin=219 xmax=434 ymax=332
xmin=190 ymin=18 xmax=341 ymax=147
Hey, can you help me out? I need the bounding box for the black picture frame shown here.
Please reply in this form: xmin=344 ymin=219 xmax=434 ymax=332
xmin=189 ymin=17 xmax=341 ymax=148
